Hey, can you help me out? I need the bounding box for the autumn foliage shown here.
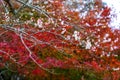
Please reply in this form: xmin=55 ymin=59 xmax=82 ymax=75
xmin=0 ymin=0 xmax=120 ymax=80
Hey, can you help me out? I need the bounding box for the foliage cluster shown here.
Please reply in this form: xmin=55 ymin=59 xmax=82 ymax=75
xmin=0 ymin=0 xmax=120 ymax=80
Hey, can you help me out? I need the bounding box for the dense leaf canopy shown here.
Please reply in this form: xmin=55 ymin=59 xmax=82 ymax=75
xmin=0 ymin=0 xmax=120 ymax=80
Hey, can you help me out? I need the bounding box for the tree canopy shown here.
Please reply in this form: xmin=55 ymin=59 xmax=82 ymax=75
xmin=0 ymin=0 xmax=120 ymax=80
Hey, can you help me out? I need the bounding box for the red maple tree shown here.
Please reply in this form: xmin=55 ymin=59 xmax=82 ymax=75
xmin=0 ymin=0 xmax=120 ymax=80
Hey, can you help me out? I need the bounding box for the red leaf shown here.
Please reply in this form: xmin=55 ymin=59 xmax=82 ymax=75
xmin=32 ymin=68 xmax=46 ymax=76
xmin=101 ymin=7 xmax=110 ymax=17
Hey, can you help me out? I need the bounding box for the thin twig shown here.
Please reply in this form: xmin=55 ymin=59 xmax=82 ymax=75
xmin=19 ymin=33 xmax=59 ymax=75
